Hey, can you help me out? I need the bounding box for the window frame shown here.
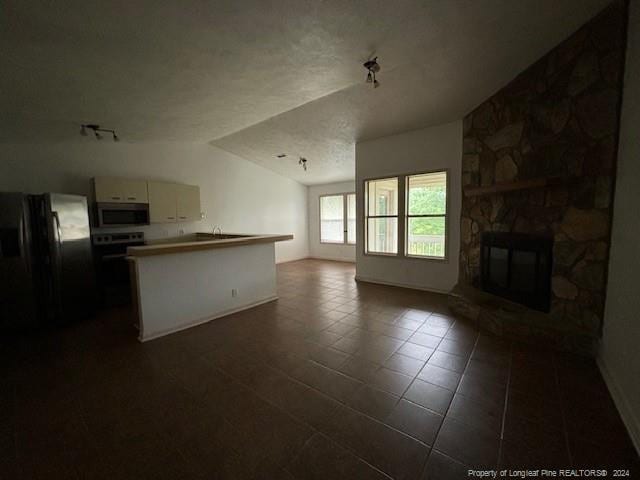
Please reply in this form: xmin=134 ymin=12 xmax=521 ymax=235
xmin=404 ymin=170 xmax=449 ymax=261
xmin=362 ymin=168 xmax=449 ymax=262
xmin=319 ymin=192 xmax=356 ymax=245
xmin=363 ymin=176 xmax=400 ymax=256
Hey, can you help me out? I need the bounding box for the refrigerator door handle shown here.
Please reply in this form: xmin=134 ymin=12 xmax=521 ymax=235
xmin=52 ymin=211 xmax=63 ymax=262
xmin=53 ymin=210 xmax=61 ymax=240
xmin=51 ymin=210 xmax=64 ymax=312
xmin=19 ymin=216 xmax=30 ymax=274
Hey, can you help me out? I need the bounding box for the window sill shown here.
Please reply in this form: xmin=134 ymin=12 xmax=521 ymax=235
xmin=363 ymin=252 xmax=449 ymax=263
xmin=320 ymin=241 xmax=356 ymax=245
xmin=363 ymin=252 xmax=399 ymax=257
xmin=405 ymin=254 xmax=449 ymax=263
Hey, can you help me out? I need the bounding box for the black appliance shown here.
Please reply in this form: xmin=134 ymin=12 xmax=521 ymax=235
xmin=0 ymin=192 xmax=95 ymax=329
xmin=95 ymin=202 xmax=149 ymax=228
xmin=92 ymin=232 xmax=144 ymax=306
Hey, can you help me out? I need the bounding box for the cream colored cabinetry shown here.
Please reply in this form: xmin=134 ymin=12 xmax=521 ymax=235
xmin=148 ymin=181 xmax=201 ymax=224
xmin=93 ymin=177 xmax=148 ymax=203
xmin=176 ymin=184 xmax=201 ymax=222
xmin=148 ymin=182 xmax=177 ymax=223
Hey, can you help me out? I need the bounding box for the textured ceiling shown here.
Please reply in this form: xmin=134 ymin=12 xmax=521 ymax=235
xmin=1 ymin=0 xmax=610 ymax=184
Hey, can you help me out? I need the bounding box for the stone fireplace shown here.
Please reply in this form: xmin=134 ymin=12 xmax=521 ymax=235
xmin=448 ymin=1 xmax=628 ymax=356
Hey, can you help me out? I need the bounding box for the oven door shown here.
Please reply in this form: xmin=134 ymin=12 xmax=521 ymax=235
xmin=96 ymin=203 xmax=149 ymax=227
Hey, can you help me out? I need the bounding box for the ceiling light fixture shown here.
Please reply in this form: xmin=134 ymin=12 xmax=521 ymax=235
xmin=80 ymin=124 xmax=119 ymax=142
xmin=299 ymin=157 xmax=307 ymax=171
xmin=363 ymin=57 xmax=380 ymax=88
xmin=276 ymin=153 xmax=287 ymax=158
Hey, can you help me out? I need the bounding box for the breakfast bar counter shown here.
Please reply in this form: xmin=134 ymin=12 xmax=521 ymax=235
xmin=126 ymin=233 xmax=293 ymax=257
xmin=127 ymin=232 xmax=293 ymax=342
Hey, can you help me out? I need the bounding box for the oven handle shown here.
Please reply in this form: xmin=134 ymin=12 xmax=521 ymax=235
xmin=101 ymin=253 xmax=128 ymax=260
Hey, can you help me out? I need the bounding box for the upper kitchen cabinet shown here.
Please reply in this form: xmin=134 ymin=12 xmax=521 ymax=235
xmin=93 ymin=177 xmax=148 ymax=204
xmin=148 ymin=181 xmax=177 ymax=223
xmin=148 ymin=181 xmax=201 ymax=224
xmin=176 ymin=184 xmax=201 ymax=222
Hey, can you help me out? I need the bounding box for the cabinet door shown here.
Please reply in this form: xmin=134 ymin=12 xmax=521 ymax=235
xmin=120 ymin=180 xmax=148 ymax=203
xmin=176 ymin=184 xmax=201 ymax=222
xmin=148 ymin=182 xmax=177 ymax=223
xmin=94 ymin=177 xmax=126 ymax=203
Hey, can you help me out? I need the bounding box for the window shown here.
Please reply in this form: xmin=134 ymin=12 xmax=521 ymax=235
xmin=406 ymin=171 xmax=447 ymax=258
xmin=364 ymin=177 xmax=398 ymax=254
xmin=320 ymin=195 xmax=343 ymax=243
xmin=320 ymin=193 xmax=356 ymax=245
xmin=363 ymin=171 xmax=448 ymax=259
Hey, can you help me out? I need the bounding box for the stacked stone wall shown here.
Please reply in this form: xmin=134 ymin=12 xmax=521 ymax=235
xmin=459 ymin=2 xmax=627 ymax=338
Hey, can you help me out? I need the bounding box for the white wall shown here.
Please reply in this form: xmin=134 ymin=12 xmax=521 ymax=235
xmin=0 ymin=141 xmax=309 ymax=263
xmin=600 ymin=0 xmax=640 ymax=454
xmin=308 ymin=181 xmax=356 ymax=262
xmin=355 ymin=121 xmax=462 ymax=293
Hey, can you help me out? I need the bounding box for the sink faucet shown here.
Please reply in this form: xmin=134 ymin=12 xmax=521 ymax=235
xmin=212 ymin=225 xmax=222 ymax=235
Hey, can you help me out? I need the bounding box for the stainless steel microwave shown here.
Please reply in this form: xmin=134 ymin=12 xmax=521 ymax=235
xmin=95 ymin=202 xmax=149 ymax=227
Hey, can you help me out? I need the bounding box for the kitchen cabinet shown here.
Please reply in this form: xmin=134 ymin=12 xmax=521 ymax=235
xmin=148 ymin=182 xmax=177 ymax=223
xmin=176 ymin=184 xmax=201 ymax=222
xmin=93 ymin=177 xmax=148 ymax=203
xmin=148 ymin=182 xmax=201 ymax=224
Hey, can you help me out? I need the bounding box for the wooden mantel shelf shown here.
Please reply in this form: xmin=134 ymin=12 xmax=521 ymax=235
xmin=463 ymin=177 xmax=569 ymax=197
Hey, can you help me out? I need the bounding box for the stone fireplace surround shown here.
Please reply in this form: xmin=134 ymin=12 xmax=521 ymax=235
xmin=449 ymin=1 xmax=628 ymax=356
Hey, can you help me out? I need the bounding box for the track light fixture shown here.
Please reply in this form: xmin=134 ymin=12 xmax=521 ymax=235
xmin=363 ymin=57 xmax=380 ymax=88
xmin=299 ymin=157 xmax=307 ymax=171
xmin=80 ymin=124 xmax=119 ymax=142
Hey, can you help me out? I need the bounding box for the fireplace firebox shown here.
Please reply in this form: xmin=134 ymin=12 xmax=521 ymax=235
xmin=481 ymin=232 xmax=553 ymax=312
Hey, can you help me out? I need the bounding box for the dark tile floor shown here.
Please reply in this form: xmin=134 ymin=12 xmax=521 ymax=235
xmin=1 ymin=259 xmax=638 ymax=479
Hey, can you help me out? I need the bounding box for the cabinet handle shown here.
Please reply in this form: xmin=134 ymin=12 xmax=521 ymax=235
xmin=179 ymin=216 xmax=187 ymax=219
xmin=167 ymin=217 xmax=175 ymax=220
xmin=111 ymin=196 xmax=121 ymax=200
xmin=127 ymin=197 xmax=136 ymax=200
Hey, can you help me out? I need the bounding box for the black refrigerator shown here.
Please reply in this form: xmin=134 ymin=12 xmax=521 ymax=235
xmin=0 ymin=192 xmax=95 ymax=329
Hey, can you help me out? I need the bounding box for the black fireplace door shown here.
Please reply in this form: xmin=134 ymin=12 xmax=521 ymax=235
xmin=481 ymin=232 xmax=552 ymax=312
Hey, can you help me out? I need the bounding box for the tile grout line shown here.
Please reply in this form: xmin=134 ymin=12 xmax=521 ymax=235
xmin=400 ymin=312 xmax=450 ymax=398
xmin=410 ymin=312 xmax=464 ymax=477
xmin=211 ymin=349 xmax=429 ymax=479
xmin=318 ymin=315 xmax=466 ymax=425
xmin=496 ymin=339 xmax=514 ymax=468
xmin=415 ymin=315 xmax=481 ymax=476
xmin=284 ymin=431 xmax=395 ymax=480
xmin=554 ymin=353 xmax=575 ymax=467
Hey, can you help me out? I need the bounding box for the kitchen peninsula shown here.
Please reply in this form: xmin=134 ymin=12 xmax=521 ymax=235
xmin=126 ymin=232 xmax=293 ymax=341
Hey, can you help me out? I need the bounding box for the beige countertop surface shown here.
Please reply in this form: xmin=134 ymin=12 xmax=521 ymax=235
xmin=126 ymin=233 xmax=293 ymax=257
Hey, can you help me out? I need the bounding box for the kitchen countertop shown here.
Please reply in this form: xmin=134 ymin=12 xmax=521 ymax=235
xmin=126 ymin=233 xmax=293 ymax=257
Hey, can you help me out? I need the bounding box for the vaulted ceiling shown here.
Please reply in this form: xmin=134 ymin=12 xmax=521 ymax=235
xmin=1 ymin=0 xmax=610 ymax=184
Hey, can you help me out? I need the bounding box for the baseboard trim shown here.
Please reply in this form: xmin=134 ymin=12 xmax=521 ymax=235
xmin=597 ymin=355 xmax=640 ymax=455
xmin=354 ymin=275 xmax=449 ymax=295
xmin=308 ymin=256 xmax=356 ymax=263
xmin=276 ymin=255 xmax=309 ymax=264
xmin=139 ymin=295 xmax=279 ymax=342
